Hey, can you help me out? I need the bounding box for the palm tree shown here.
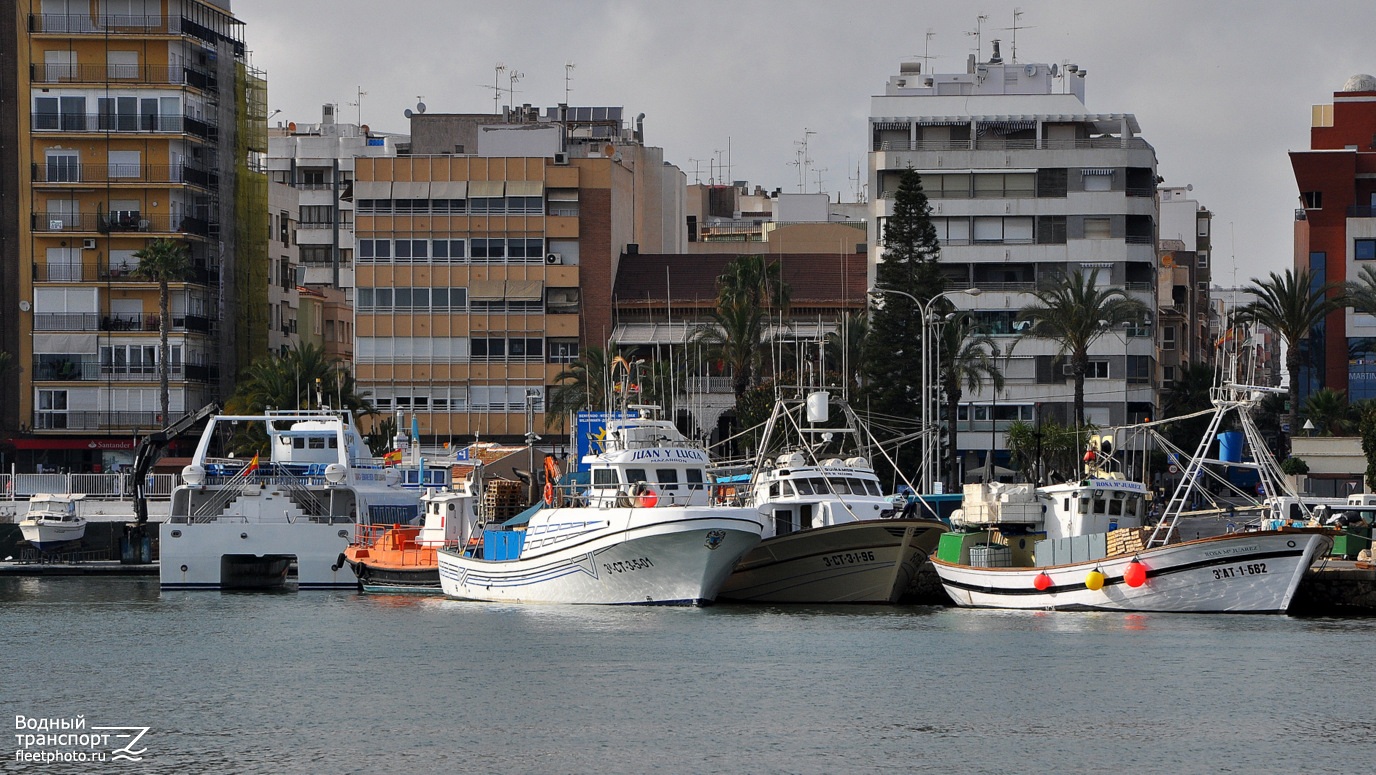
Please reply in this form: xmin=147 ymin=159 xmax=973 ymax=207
xmin=131 ymin=238 xmax=190 ymax=426
xmin=546 ymin=344 xmax=615 ymax=428
xmin=718 ymin=254 xmax=791 ymax=312
xmin=938 ymin=314 xmax=1003 ymax=490
xmin=228 ymin=342 xmax=372 ymax=414
xmin=1236 ymin=268 xmax=1341 ymax=445
xmin=1015 ymin=269 xmax=1149 ymax=427
xmin=1303 ymin=387 xmax=1352 ymax=436
xmin=693 ymin=299 xmax=767 ymax=403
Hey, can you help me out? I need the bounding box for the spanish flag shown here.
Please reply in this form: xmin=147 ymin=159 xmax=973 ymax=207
xmin=383 ymin=449 xmax=403 ymax=466
xmin=245 ymin=453 xmax=260 ymax=475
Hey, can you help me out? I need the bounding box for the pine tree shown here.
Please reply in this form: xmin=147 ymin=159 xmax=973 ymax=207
xmin=861 ymin=168 xmax=946 ymax=484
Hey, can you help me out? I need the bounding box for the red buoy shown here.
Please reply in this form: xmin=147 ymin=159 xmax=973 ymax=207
xmin=1124 ymin=560 xmax=1148 ymax=588
xmin=1033 ymin=572 xmax=1052 ymax=591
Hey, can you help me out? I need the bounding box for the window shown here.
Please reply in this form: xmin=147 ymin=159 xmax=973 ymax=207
xmin=300 ymin=246 xmax=330 ymax=264
xmin=45 ymin=150 xmax=80 ymax=182
xmin=1302 ymin=191 xmax=1322 ymax=209
xmin=300 ymin=205 xmax=333 ymax=226
xmin=1083 ymin=217 xmax=1112 ymax=239
xmin=1087 ymin=360 xmax=1110 ymax=379
xmin=1036 ymin=215 xmax=1067 ymax=244
xmin=279 ymin=209 xmax=290 ymax=245
xmin=107 ymin=50 xmax=138 ymax=79
xmin=549 ymin=339 xmax=579 ymax=363
xmin=432 ymin=239 xmax=465 ymax=261
xmin=108 ymin=150 xmax=139 ymax=178
xmin=1162 ymin=326 xmax=1177 ymax=351
xmin=1197 ymin=251 xmax=1209 ymax=269
xmin=37 ymin=389 xmax=69 ymax=429
xmin=1356 ymin=239 xmax=1376 ymax=261
xmin=973 ymin=217 xmax=1004 ymax=243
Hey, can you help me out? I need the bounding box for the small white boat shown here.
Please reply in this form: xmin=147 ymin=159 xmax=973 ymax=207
xmin=717 ymin=392 xmax=947 ymax=604
xmin=19 ymin=494 xmax=87 ymax=551
xmin=161 ymin=409 xmax=438 ymax=590
xmin=931 ymin=376 xmax=1335 ymax=614
xmin=438 ymin=400 xmax=764 ymax=605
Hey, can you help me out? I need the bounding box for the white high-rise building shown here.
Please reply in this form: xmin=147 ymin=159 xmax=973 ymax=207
xmin=867 ymin=43 xmax=1160 ymax=476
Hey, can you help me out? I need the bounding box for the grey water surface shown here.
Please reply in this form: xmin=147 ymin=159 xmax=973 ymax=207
xmin=2 ymin=577 xmax=1370 ymax=774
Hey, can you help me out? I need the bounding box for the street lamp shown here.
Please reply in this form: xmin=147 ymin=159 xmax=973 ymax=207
xmin=867 ymin=286 xmax=982 ymax=493
xmin=1303 ymin=419 xmax=1315 ymax=437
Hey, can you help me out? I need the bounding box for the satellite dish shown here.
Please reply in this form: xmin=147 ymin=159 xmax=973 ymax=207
xmin=1050 ymin=63 xmax=1059 ymax=77
xmin=404 ymin=108 xmax=413 ymax=118
xmin=416 ymin=101 xmax=427 ymax=114
xmin=1024 ymin=64 xmax=1037 ymax=76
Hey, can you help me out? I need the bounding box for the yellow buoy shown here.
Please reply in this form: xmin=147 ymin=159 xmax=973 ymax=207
xmin=1085 ymin=569 xmax=1105 ymax=591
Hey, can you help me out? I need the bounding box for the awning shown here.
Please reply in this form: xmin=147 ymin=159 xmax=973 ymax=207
xmin=469 ymin=181 xmax=505 ymax=198
xmin=1081 ymin=168 xmax=1116 ymax=176
xmin=468 ymin=280 xmax=506 ymax=301
xmin=872 ymin=121 xmax=911 ymax=131
xmin=353 ymin=181 xmax=391 ymax=198
xmin=392 ymin=182 xmax=431 ymax=198
xmin=430 ymin=181 xmax=467 ymax=199
xmin=609 ymin=322 xmax=697 ymax=345
xmin=505 ymin=181 xmax=544 ymax=196
xmin=33 ymin=333 xmax=97 ymax=353
xmin=504 ymin=280 xmax=544 ymax=301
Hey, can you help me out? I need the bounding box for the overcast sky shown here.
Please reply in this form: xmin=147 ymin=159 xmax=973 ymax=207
xmin=233 ymin=0 xmax=1376 ymax=283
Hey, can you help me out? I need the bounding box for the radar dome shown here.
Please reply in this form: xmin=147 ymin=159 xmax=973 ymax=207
xmin=1341 ymin=74 xmax=1376 ymax=92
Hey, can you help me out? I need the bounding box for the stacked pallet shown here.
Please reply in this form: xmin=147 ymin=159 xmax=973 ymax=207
xmin=1107 ymin=526 xmax=1152 ymax=556
xmin=482 ymin=478 xmax=527 ymax=522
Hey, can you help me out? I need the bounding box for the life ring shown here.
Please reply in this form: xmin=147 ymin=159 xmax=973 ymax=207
xmin=543 ymin=480 xmax=554 ymax=506
xmin=636 ymin=483 xmax=659 ymax=508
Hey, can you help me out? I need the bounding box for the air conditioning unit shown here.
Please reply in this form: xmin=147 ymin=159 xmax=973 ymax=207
xmin=1062 ymin=363 xmax=1076 ymax=376
xmin=82 ymin=238 xmax=97 ymax=250
xmin=552 ymin=152 xmax=569 ymax=165
xmin=545 ymin=252 xmax=563 ymax=265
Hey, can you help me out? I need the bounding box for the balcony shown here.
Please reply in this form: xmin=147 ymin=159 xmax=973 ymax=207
xmin=1347 ymin=206 xmax=1376 ymax=218
xmin=875 ymin=137 xmax=1154 ymax=152
xmin=31 ymin=113 xmax=215 ymax=140
xmin=33 ymin=311 xmax=218 ymax=335
xmin=33 ymin=163 xmax=218 ymax=189
xmin=30 ymin=62 xmax=218 ymax=91
xmin=34 ymin=411 xmax=161 ymax=431
xmin=34 ymin=260 xmax=218 ymax=284
xmin=28 ymin=13 xmax=247 ymax=59
xmin=32 ymin=212 xmax=212 ymax=237
xmin=31 ymin=358 xmax=213 ymax=383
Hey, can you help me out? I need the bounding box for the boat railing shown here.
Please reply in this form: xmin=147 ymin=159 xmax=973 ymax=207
xmin=269 ymin=463 xmax=330 ymax=517
xmin=551 ymin=481 xmax=747 ymax=509
xmin=189 ymin=463 xmax=258 ymax=522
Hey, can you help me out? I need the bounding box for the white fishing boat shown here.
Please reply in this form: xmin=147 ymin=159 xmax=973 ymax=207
xmin=716 ymin=391 xmax=947 ymax=604
xmin=18 ymin=494 xmax=88 ymax=552
xmin=438 ymin=384 xmax=763 ymax=605
xmin=931 ymin=377 xmax=1334 ymax=614
xmin=161 ymin=409 xmax=438 ymax=590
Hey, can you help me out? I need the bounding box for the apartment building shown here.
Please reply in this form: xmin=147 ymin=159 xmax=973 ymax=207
xmin=1290 ymin=73 xmax=1376 ymax=402
xmin=1156 ymin=186 xmax=1214 ymax=385
xmin=2 ymin=0 xmax=266 ymax=471
xmin=867 ymin=44 xmax=1159 ymax=471
xmin=266 ymin=106 xmax=404 ymax=362
xmin=352 ymin=106 xmax=684 ymax=444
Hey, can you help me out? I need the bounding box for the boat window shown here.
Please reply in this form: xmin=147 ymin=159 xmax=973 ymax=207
xmin=1108 ymin=499 xmax=1123 ymax=516
xmin=782 ymin=481 xmax=797 ymax=497
xmin=656 ymin=469 xmax=679 ymax=490
xmin=769 ymin=482 xmax=780 ymax=498
xmin=293 ymin=437 xmax=306 ymax=449
xmin=1063 ymin=498 xmax=1070 ymax=512
xmin=862 ymin=480 xmax=881 ymax=496
xmin=828 ymin=478 xmax=852 ymax=495
xmin=328 ymin=437 xmax=338 ymax=448
xmin=1078 ymin=497 xmax=1089 ymax=514
xmin=309 ymin=437 xmax=326 ymax=449
xmin=1094 ymin=499 xmax=1107 ymax=515
xmin=448 ymin=504 xmax=455 ymax=512
xmin=686 ymin=469 xmax=704 ymax=484
xmin=795 ymin=478 xmax=815 ymax=495
xmin=592 ymin=469 xmax=617 ymax=487
xmin=625 ymin=468 xmax=648 ymax=484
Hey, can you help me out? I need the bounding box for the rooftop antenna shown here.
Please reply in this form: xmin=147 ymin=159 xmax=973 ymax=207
xmin=850 ymin=160 xmax=867 ymax=203
xmin=687 ymin=157 xmax=705 ymax=185
xmin=564 ymin=62 xmax=575 ymax=105
xmin=347 ymin=86 xmax=366 ymax=126
xmin=966 ymin=14 xmax=989 ymax=62
xmin=813 ymin=167 xmax=827 ymax=194
xmin=794 ymin=128 xmax=816 ymax=192
xmin=1003 ymin=8 xmax=1034 ymax=62
xmin=711 ymin=148 xmax=725 ymax=185
xmin=492 ymin=64 xmax=507 ymax=114
xmin=507 ymin=69 xmax=523 ymax=112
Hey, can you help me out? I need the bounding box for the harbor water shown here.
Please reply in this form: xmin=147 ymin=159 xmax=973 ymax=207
xmin=3 ymin=577 xmax=1372 ymax=774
